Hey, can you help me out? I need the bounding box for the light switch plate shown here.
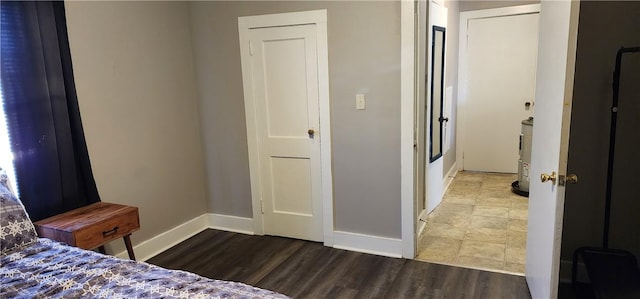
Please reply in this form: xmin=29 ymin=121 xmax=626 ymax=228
xmin=356 ymin=94 xmax=366 ymax=110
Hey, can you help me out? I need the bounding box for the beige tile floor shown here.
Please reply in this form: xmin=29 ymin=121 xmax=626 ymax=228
xmin=416 ymin=171 xmax=528 ymax=274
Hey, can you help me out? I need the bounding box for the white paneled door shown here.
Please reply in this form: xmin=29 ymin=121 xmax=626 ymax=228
xmin=247 ymin=24 xmax=323 ymax=242
xmin=526 ymin=1 xmax=580 ymax=298
xmin=463 ymin=12 xmax=539 ymax=173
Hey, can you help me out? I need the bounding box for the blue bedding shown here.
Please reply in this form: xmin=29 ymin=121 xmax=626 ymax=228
xmin=0 ymin=238 xmax=288 ymax=299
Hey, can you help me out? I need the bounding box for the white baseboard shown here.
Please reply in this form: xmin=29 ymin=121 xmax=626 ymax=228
xmin=114 ymin=213 xmax=254 ymax=261
xmin=115 ymin=214 xmax=405 ymax=262
xmin=417 ymin=220 xmax=427 ymax=238
xmin=443 ymin=162 xmax=458 ymax=194
xmin=332 ymin=231 xmax=403 ymax=258
xmin=208 ymin=213 xmax=255 ymax=235
xmin=417 ymin=209 xmax=429 ymax=237
xmin=115 ymin=214 xmax=208 ymax=261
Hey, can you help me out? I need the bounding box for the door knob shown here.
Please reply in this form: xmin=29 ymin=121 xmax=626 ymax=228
xmin=308 ymin=129 xmax=315 ymax=136
xmin=559 ymin=174 xmax=578 ymax=186
xmin=540 ymin=171 xmax=557 ymax=184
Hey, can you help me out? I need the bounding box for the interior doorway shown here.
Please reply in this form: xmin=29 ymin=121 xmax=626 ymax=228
xmin=460 ymin=12 xmax=539 ymax=173
xmin=238 ymin=10 xmax=334 ymax=243
xmin=415 ymin=4 xmax=540 ymax=275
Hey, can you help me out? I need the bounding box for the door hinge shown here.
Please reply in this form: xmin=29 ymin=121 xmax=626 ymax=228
xmin=260 ymin=200 xmax=264 ymax=214
xmin=249 ymin=41 xmax=254 ymax=56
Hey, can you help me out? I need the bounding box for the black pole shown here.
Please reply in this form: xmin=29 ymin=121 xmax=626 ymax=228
xmin=603 ymin=46 xmax=640 ymax=249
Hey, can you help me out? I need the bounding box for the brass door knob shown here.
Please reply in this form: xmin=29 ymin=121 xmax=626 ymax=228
xmin=541 ymin=171 xmax=557 ymax=184
xmin=308 ymin=129 xmax=315 ymax=136
xmin=559 ymin=173 xmax=578 ymax=186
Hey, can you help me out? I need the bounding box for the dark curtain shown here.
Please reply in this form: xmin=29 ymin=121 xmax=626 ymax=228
xmin=0 ymin=1 xmax=100 ymax=221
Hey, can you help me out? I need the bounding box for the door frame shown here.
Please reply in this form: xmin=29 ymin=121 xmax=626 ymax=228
xmin=401 ymin=0 xmax=417 ymax=259
xmin=238 ymin=10 xmax=334 ymax=245
xmin=402 ymin=6 xmax=580 ymax=296
xmin=455 ymin=4 xmax=541 ymax=172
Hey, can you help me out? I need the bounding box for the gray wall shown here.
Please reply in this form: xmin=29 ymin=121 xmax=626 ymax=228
xmin=561 ymin=1 xmax=640 ymax=264
xmin=190 ymin=1 xmax=402 ymax=238
xmin=65 ymin=1 xmax=208 ymax=253
xmin=460 ymin=0 xmax=540 ymax=12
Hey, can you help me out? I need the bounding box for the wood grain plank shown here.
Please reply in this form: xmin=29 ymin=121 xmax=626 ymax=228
xmin=147 ymin=229 xmax=532 ymax=299
xmin=147 ymin=230 xmax=235 ymax=270
xmin=324 ymin=252 xmax=406 ymax=299
xmin=255 ymin=242 xmax=341 ymax=297
xmin=295 ymin=250 xmax=360 ymax=298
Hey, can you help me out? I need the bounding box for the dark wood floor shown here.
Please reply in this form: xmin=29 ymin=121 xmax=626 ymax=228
xmin=147 ymin=229 xmax=531 ymax=298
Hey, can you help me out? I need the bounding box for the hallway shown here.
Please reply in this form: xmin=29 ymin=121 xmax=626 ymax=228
xmin=416 ymin=171 xmax=528 ymax=274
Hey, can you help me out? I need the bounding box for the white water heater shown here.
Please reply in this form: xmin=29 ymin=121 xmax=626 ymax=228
xmin=512 ymin=117 xmax=533 ymax=196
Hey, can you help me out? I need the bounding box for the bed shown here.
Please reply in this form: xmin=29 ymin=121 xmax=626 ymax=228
xmin=0 ymin=174 xmax=288 ymax=299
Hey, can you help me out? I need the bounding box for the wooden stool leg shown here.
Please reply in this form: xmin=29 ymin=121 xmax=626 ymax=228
xmin=123 ymin=234 xmax=136 ymax=261
xmin=98 ymin=246 xmax=106 ymax=254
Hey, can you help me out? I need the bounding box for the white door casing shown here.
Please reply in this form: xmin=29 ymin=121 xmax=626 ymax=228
xmin=526 ymin=1 xmax=580 ymax=298
xmin=401 ymin=0 xmax=417 ymax=258
xmin=239 ymin=10 xmax=333 ymax=244
xmin=414 ymin=0 xmax=428 ymax=240
xmin=464 ymin=12 xmax=539 ymax=173
xmin=457 ymin=4 xmax=541 ymax=173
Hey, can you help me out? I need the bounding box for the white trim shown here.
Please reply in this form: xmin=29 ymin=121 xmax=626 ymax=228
xmin=114 ymin=214 xmax=254 ymax=261
xmin=238 ymin=10 xmax=334 ymax=245
xmin=400 ymin=0 xmax=416 ymax=259
xmin=456 ymin=4 xmax=541 ymax=172
xmin=316 ymin=16 xmax=334 ymax=247
xmin=208 ymin=214 xmax=255 ymax=235
xmin=432 ymin=0 xmax=445 ymax=8
xmin=417 ymin=221 xmax=427 ymax=238
xmin=460 ymin=3 xmax=541 ymax=21
xmin=238 ymin=10 xmax=326 ymax=29
xmin=333 ymin=231 xmax=403 ymax=258
xmin=114 ymin=214 xmax=208 ymax=261
xmin=114 ymin=213 xmax=410 ymax=262
xmin=238 ymin=19 xmax=264 ymax=236
xmin=417 ymin=209 xmax=428 ymax=237
xmin=443 ymin=161 xmax=458 ymax=194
